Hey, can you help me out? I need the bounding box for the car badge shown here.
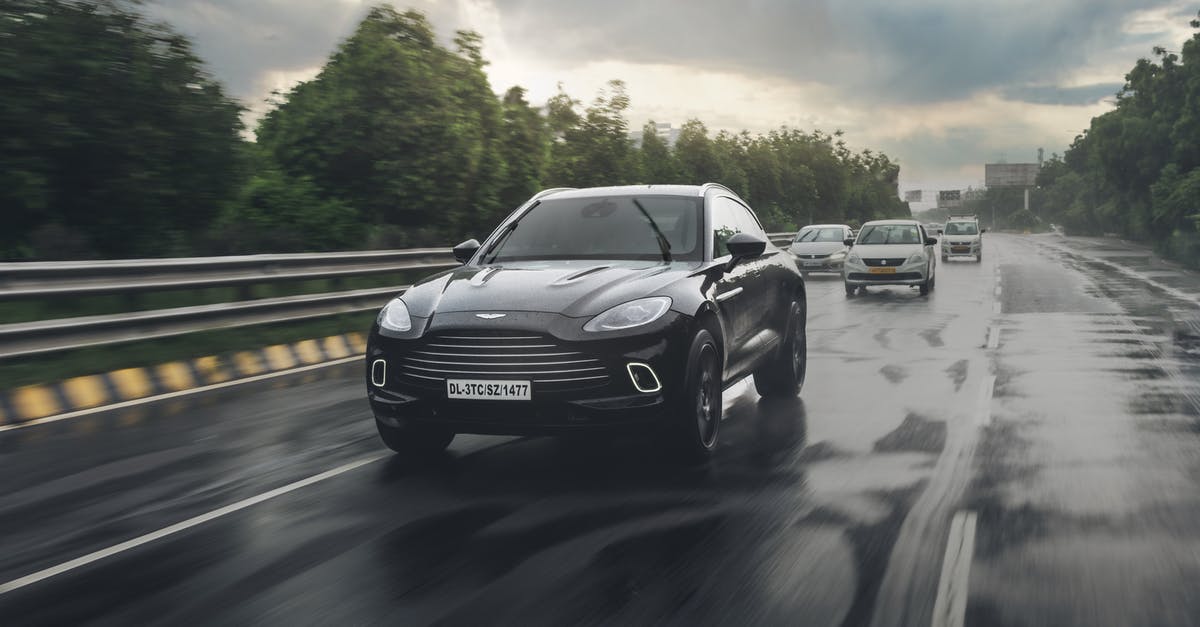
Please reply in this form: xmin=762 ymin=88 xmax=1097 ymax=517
xmin=476 ymin=313 xmax=506 ymax=319
xmin=882 ymin=260 xmax=889 ymax=265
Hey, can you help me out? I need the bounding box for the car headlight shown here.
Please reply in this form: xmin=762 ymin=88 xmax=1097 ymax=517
xmin=847 ymin=252 xmax=862 ymax=264
xmin=830 ymin=250 xmax=846 ymax=259
xmin=907 ymin=252 xmax=926 ymax=264
xmin=584 ymin=297 xmax=672 ymax=332
xmin=379 ymin=298 xmax=412 ymax=332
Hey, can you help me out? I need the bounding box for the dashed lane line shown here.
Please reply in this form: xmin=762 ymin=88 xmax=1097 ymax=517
xmin=930 ymin=510 xmax=978 ymax=627
xmin=0 ymin=453 xmax=387 ymax=596
xmin=976 ymin=375 xmax=996 ymax=426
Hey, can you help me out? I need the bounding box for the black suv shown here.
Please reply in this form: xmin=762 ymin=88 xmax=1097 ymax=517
xmin=366 ymin=184 xmax=807 ymax=461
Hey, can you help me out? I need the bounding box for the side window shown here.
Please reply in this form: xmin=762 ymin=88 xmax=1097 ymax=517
xmin=733 ymin=203 xmax=768 ymax=241
xmin=710 ymin=198 xmax=741 ymax=258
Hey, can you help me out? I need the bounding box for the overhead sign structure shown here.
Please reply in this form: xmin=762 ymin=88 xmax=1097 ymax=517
xmin=904 ymin=190 xmax=922 ymax=202
xmin=938 ymin=190 xmax=962 ymax=209
xmin=985 ymin=163 xmax=1040 ymax=188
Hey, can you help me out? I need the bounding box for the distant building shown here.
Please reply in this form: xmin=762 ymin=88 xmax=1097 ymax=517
xmin=629 ymin=122 xmax=681 ymax=148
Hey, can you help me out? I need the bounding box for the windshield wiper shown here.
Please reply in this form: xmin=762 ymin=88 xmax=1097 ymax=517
xmin=483 ymin=201 xmax=538 ymax=263
xmin=632 ymin=199 xmax=672 ymax=262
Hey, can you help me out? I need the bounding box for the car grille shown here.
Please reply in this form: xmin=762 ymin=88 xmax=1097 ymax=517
xmin=848 ymin=272 xmax=923 ymax=281
xmin=950 ymin=241 xmax=971 ymax=246
xmin=795 ymin=253 xmax=831 ymax=259
xmin=396 ymin=331 xmax=610 ymax=392
xmin=862 ymin=258 xmax=908 ymax=267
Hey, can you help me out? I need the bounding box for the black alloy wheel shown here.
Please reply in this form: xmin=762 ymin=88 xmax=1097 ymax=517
xmin=753 ymin=301 xmax=807 ymax=397
xmin=671 ymin=329 xmax=722 ymax=461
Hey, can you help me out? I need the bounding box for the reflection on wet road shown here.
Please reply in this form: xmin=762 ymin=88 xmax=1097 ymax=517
xmin=4 ymin=234 xmax=1200 ymax=625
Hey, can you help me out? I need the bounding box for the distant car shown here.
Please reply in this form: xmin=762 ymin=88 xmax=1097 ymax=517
xmin=843 ymin=219 xmax=938 ymax=296
xmin=941 ymin=218 xmax=985 ymax=262
xmin=925 ymin=222 xmax=943 ymax=237
xmin=789 ymin=224 xmax=854 ymax=273
xmin=366 ymin=184 xmax=808 ymax=462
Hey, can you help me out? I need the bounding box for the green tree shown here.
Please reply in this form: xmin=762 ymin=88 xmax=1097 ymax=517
xmin=256 ymin=7 xmax=504 ymax=245
xmin=544 ymin=80 xmax=637 ymax=187
xmin=0 ymin=0 xmax=245 ymax=259
xmin=639 ymin=121 xmax=680 ymax=183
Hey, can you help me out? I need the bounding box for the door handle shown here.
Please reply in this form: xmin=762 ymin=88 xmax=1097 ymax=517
xmin=715 ymin=287 xmax=743 ymax=303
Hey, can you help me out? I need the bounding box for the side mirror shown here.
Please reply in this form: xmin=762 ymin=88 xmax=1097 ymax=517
xmin=843 ymin=238 xmax=855 ymax=247
xmin=980 ymin=228 xmax=988 ymax=234
xmin=924 ymin=237 xmax=938 ymax=246
xmin=725 ymin=232 xmax=767 ymax=271
xmin=936 ymin=229 xmax=943 ymax=235
xmin=453 ymin=238 xmax=480 ymax=263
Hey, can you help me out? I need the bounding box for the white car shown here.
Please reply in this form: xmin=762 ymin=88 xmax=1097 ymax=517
xmin=843 ymin=219 xmax=938 ymax=296
xmin=941 ymin=219 xmax=984 ymax=262
xmin=789 ymin=224 xmax=854 ymax=273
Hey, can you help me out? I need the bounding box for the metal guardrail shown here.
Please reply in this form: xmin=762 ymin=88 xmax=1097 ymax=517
xmin=0 ymin=233 xmax=796 ymax=359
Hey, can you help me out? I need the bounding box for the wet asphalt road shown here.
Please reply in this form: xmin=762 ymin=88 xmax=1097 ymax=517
xmin=4 ymin=234 xmax=1200 ymax=626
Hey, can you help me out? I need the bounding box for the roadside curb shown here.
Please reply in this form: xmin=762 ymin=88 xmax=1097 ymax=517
xmin=0 ymin=332 xmax=367 ymax=427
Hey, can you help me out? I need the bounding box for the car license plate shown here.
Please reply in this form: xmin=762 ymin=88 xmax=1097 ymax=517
xmin=952 ymin=246 xmax=969 ymax=253
xmin=447 ymin=379 xmax=531 ymax=401
xmin=868 ymin=267 xmax=896 ymax=274
xmin=803 ymin=261 xmax=823 ymax=267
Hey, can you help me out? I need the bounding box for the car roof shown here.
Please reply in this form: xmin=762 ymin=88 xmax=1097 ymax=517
xmin=861 ymin=219 xmax=920 ymax=226
xmin=799 ymin=224 xmax=851 ymax=229
xmin=539 ymin=184 xmax=715 ymax=200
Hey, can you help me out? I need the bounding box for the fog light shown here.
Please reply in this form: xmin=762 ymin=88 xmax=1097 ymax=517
xmin=371 ymin=359 xmax=387 ymax=387
xmin=626 ymin=362 xmax=662 ymax=393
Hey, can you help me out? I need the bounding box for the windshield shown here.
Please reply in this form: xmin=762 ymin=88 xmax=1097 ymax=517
xmin=795 ymin=227 xmax=845 ymax=243
xmin=485 ymin=195 xmax=703 ymax=262
xmin=857 ymin=224 xmax=923 ymax=245
xmin=944 ymin=222 xmax=979 ymax=235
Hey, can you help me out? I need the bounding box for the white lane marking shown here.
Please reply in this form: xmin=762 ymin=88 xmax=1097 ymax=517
xmin=986 ymin=326 xmax=1000 ymax=350
xmin=992 ymin=301 xmax=1002 ymax=314
xmin=993 ymin=286 xmax=1002 ymax=298
xmin=0 ymin=453 xmax=386 ymax=596
xmin=976 ymin=375 xmax=996 ymax=425
xmin=0 ymin=356 xmax=363 ymax=433
xmin=931 ymin=510 xmax=978 ymax=627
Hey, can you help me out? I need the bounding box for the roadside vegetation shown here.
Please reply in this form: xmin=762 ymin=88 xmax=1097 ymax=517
xmin=3 ymin=1 xmax=908 ymax=262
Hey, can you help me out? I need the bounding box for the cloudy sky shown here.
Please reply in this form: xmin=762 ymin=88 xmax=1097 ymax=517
xmin=147 ymin=0 xmax=1198 ymax=207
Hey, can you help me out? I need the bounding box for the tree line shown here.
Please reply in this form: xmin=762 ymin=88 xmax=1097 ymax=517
xmin=2 ymin=1 xmax=909 ymax=260
xmin=1031 ymin=11 xmax=1200 ymax=262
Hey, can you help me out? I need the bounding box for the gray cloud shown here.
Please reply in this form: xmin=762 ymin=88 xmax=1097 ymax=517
xmin=1000 ymin=83 xmax=1122 ymax=106
xmin=491 ymin=0 xmax=1172 ymax=104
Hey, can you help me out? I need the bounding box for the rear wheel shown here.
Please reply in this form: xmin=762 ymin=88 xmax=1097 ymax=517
xmin=753 ymin=301 xmax=806 ymax=397
xmin=376 ymin=417 xmax=454 ymax=457
xmin=668 ymin=329 xmax=722 ymax=462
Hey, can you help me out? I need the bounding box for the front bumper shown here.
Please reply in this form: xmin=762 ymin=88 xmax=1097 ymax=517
xmin=843 ymin=262 xmax=928 ymax=286
xmin=365 ymin=311 xmax=692 ymax=435
xmin=794 ymin=255 xmax=845 ymax=272
xmin=942 ymin=242 xmax=981 ymax=257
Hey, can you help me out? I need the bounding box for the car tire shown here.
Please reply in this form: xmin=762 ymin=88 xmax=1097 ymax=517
xmin=919 ymin=277 xmax=930 ymax=296
xmin=668 ymin=329 xmax=722 ymax=462
xmin=375 ymin=417 xmax=454 ymax=457
xmin=845 ymin=282 xmax=856 ymax=296
xmin=753 ymin=301 xmax=806 ymax=397
xmin=941 ymin=254 xmax=948 ymax=262
xmin=977 ymin=251 xmax=983 ymax=263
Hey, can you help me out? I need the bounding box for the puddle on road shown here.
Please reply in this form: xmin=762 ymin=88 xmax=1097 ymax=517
xmin=945 ymin=359 xmax=969 ymax=391
xmin=878 ymin=364 xmax=908 ymax=384
xmin=872 ymin=413 xmax=946 ymax=455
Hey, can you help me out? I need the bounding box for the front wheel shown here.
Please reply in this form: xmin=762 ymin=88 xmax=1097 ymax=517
xmin=667 ymin=329 xmax=722 ymax=462
xmin=376 ymin=417 xmax=454 ymax=457
xmin=845 ymin=282 xmax=856 ymax=296
xmin=977 ymin=251 xmax=983 ymax=263
xmin=753 ymin=301 xmax=806 ymax=397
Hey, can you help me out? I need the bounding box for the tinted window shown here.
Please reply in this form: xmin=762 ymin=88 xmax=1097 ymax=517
xmin=487 ymin=195 xmax=703 ymax=262
xmin=796 ymin=227 xmax=845 ymax=243
xmin=944 ymin=222 xmax=979 ymax=235
xmin=858 ymin=224 xmax=922 ymax=245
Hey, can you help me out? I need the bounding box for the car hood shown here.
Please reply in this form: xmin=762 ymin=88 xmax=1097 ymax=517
xmin=399 ymin=260 xmax=698 ymax=318
xmin=851 ymin=243 xmax=925 ymax=259
xmin=789 ymin=241 xmax=845 ymax=256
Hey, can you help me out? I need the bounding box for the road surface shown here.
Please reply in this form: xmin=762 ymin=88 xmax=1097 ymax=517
xmin=3 ymin=233 xmax=1200 ymax=626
